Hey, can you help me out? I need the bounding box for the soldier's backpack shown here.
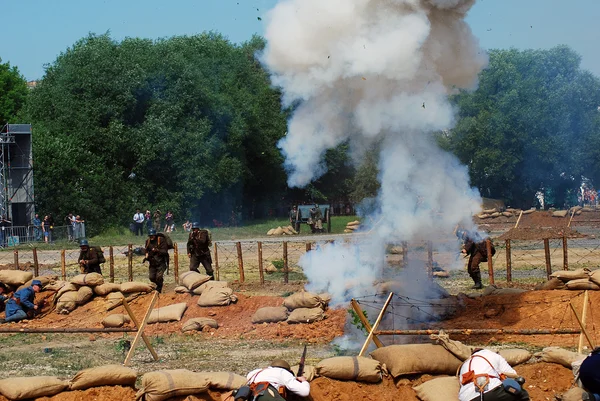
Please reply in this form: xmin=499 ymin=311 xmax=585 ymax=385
xmin=157 ymin=233 xmax=175 ymax=250
xmin=197 ymin=229 xmax=210 ymax=249
xmin=92 ymin=246 xmax=106 ymax=264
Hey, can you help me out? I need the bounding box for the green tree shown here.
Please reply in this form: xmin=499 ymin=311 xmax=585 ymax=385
xmin=0 ymin=59 xmax=28 ymax=127
xmin=443 ymin=46 xmax=600 ymax=208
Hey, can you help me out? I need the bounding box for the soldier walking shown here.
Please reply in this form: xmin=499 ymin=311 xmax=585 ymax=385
xmin=458 ymin=230 xmax=495 ymax=290
xmin=187 ymin=222 xmax=214 ymax=279
xmin=145 ymin=229 xmax=169 ymax=293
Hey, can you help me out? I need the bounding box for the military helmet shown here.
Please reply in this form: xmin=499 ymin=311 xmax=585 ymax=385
xmin=270 ymin=359 xmax=291 ymax=371
xmin=192 ymin=222 xmax=200 ymax=229
xmin=148 ymin=228 xmax=157 ymax=236
xmin=79 ymin=239 xmax=89 ymax=247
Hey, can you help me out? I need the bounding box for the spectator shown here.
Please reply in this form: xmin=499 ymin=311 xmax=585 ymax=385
xmin=182 ymin=220 xmax=192 ymax=232
xmin=144 ymin=210 xmax=152 ymax=233
xmin=152 ymin=209 xmax=162 ymax=231
xmin=32 ymin=214 xmax=42 ymax=241
xmin=164 ymin=211 xmax=174 ymax=233
xmin=133 ymin=208 xmax=144 ymax=236
xmin=65 ymin=213 xmax=75 ymax=241
xmin=42 ymin=215 xmax=51 ymax=243
xmin=0 ymin=215 xmax=10 ymax=247
xmin=47 ymin=214 xmax=55 ymax=242
xmin=74 ymin=215 xmax=85 ymax=239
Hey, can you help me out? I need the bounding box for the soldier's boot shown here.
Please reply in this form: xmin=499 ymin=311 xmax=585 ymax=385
xmin=471 ymin=271 xmax=483 ymax=290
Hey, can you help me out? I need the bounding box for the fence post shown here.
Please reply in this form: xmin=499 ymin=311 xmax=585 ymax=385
xmin=236 ymin=242 xmax=245 ymax=283
xmin=32 ymin=248 xmax=39 ymax=277
xmin=426 ymin=241 xmax=433 ymax=278
xmin=505 ymin=239 xmax=512 ymax=283
xmin=283 ymin=241 xmax=289 ymax=284
xmin=109 ymin=246 xmax=115 ymax=283
xmin=13 ymin=249 xmax=18 ymax=270
xmin=173 ymin=242 xmax=179 ymax=285
xmin=486 ymin=239 xmax=495 ymax=285
xmin=214 ymin=243 xmax=219 ymax=281
xmin=61 ymin=250 xmax=66 ymax=281
xmin=402 ymin=241 xmax=408 ymax=266
xmin=258 ymin=241 xmax=264 ymax=285
xmin=128 ymin=244 xmax=133 ymax=282
xmin=306 ymin=242 xmax=311 ymax=253
xmin=543 ymin=238 xmax=552 ymax=279
xmin=563 ymin=234 xmax=568 ymax=271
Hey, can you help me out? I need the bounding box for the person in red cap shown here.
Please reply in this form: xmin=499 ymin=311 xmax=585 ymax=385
xmin=1 ymin=279 xmax=42 ymax=323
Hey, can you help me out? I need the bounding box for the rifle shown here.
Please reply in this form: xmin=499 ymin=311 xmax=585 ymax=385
xmin=297 ymin=344 xmax=307 ymax=378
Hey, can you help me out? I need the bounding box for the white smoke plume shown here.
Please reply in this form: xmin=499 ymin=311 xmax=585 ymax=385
xmin=261 ymin=0 xmax=488 ymax=305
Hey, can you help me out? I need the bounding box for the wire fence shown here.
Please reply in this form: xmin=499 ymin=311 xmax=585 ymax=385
xmin=1 ymin=233 xmax=600 ymax=287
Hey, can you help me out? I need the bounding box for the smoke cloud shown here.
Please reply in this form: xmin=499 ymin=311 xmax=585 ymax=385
xmin=261 ymin=0 xmax=487 ymax=305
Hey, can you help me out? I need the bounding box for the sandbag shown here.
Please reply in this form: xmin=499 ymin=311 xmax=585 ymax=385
xmin=535 ymin=277 xmax=566 ymax=290
xmin=483 ymin=208 xmax=497 ymax=214
xmin=283 ymin=291 xmax=324 ymax=310
xmin=553 ymin=210 xmax=568 ymax=217
xmin=490 ymin=212 xmax=501 ymax=218
xmin=430 ymin=331 xmax=473 ymax=361
xmin=272 ymin=227 xmax=284 ymax=236
xmin=148 ymin=303 xmax=188 ymax=324
xmin=347 ymin=220 xmax=360 ymax=226
xmin=94 ymin=283 xmax=121 ymax=296
xmin=180 ymin=271 xmax=211 ymax=290
xmin=105 ymin=291 xmax=125 ymax=310
xmin=204 ymin=372 xmax=247 ymax=390
xmin=102 ymin=314 xmax=131 ymax=328
xmin=135 ymin=370 xmax=210 ymax=401
xmin=371 ymin=344 xmax=462 ymax=377
xmin=477 ymin=214 xmax=490 ymax=219
xmin=413 ymin=376 xmax=460 ymax=401
xmin=70 ymin=364 xmax=137 ymax=390
xmin=0 ymin=270 xmax=33 ymax=287
xmin=57 ymin=291 xmax=79 ymax=313
xmin=287 ymin=225 xmax=298 ymax=235
xmin=551 ymin=268 xmax=591 ymax=282
xmin=287 ymin=307 xmax=325 ymax=324
xmin=482 ymin=285 xmax=528 ymax=296
xmin=566 ymin=279 xmax=600 ymax=291
xmin=192 ymin=280 xmax=228 ymax=295
xmin=498 ymin=349 xmax=532 ymax=366
xmin=76 ymin=286 xmax=94 ymax=305
xmin=181 ymin=317 xmax=218 ymax=332
xmin=538 ymin=347 xmax=586 ymax=368
xmin=291 ymin=365 xmax=317 ymax=382
xmin=0 ymin=376 xmax=68 ymax=400
xmin=70 ymin=273 xmax=104 ymax=287
xmin=282 ymin=226 xmax=294 ymax=235
xmin=197 ymin=287 xmax=237 ymax=307
xmin=57 ymin=282 xmax=78 ymax=298
xmin=502 ymin=212 xmax=513 ymax=217
xmin=17 ymin=275 xmax=58 ymax=292
xmin=266 ymin=228 xmax=275 ymax=236
xmin=45 ymin=280 xmax=68 ymax=292
xmin=121 ymin=281 xmax=154 ymax=293
xmin=316 ymin=356 xmax=382 ymax=383
xmin=174 ymin=286 xmax=190 ymax=294
xmin=590 ymin=270 xmax=600 ymax=286
xmin=522 ymin=208 xmax=535 ymax=214
xmin=344 ymin=229 xmax=353 ymax=233
xmin=252 ymin=306 xmax=289 ymax=323
xmin=561 ymin=387 xmax=586 ymax=401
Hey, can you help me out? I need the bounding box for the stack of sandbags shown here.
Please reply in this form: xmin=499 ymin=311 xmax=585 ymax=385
xmin=17 ymin=275 xmax=58 ymax=292
xmin=69 ymin=365 xmax=137 ymax=390
xmin=546 ymin=268 xmax=600 ymax=291
xmin=197 ymin=286 xmax=238 ymax=307
xmin=569 ymin=206 xmax=583 ymax=216
xmin=536 ymin=347 xmax=586 ymax=368
xmin=283 ymin=291 xmax=327 ymax=324
xmin=179 ymin=271 xmax=211 ymax=292
xmin=267 ymin=225 xmax=298 ymax=236
xmin=477 ymin=208 xmax=514 ymax=219
xmin=344 ymin=220 xmax=361 ymax=233
xmin=181 ymin=317 xmax=219 ymax=333
xmin=136 ymin=370 xmax=210 ymax=401
xmin=316 ymin=356 xmax=384 ymax=383
xmin=56 ymin=273 xmax=105 ymax=314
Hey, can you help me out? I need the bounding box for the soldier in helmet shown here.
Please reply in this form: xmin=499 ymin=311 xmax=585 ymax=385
xmin=0 ymin=279 xmax=43 ymax=323
xmin=457 ymin=229 xmax=495 ymax=290
xmin=244 ymin=358 xmax=310 ymax=401
xmin=313 ymin=204 xmax=323 ymax=233
xmin=187 ymin=222 xmax=214 ymax=279
xmin=145 ymin=228 xmax=169 ymax=292
xmin=78 ymin=239 xmax=103 ymax=274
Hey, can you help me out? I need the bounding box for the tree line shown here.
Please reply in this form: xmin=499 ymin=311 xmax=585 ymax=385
xmin=1 ymin=34 xmax=599 ymax=233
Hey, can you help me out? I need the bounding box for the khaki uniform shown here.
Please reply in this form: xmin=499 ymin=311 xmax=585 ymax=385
xmin=187 ymin=229 xmax=213 ymax=277
xmin=78 ymin=247 xmax=102 ymax=275
xmin=145 ymin=235 xmax=170 ymax=292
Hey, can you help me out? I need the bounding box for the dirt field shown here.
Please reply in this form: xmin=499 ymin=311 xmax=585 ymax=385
xmin=1 ymin=210 xmax=599 ymax=400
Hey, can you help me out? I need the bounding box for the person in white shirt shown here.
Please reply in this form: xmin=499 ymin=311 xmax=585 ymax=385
xmin=458 ymin=349 xmax=529 ymax=401
xmin=133 ymin=209 xmax=145 ymax=236
xmin=245 ymin=359 xmax=310 ymax=400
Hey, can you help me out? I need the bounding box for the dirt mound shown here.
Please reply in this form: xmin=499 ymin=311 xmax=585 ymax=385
xmin=498 ymin=227 xmax=586 ymax=240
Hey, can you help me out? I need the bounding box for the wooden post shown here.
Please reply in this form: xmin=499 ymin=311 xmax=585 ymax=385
xmin=214 ymin=243 xmax=219 ymax=281
xmin=426 ymin=241 xmax=433 ymax=279
xmin=32 ymin=248 xmax=39 ymax=277
xmin=61 ymin=250 xmax=66 ymax=280
xmin=569 ymin=301 xmax=596 ymax=350
xmin=128 ymin=244 xmax=133 ymax=281
xmin=359 ymin=292 xmax=394 ymax=356
xmin=544 ymin=239 xmax=552 ymax=279
xmin=350 ymin=299 xmax=384 ymax=348
xmin=236 ymin=242 xmax=245 ymax=283
xmin=109 ymin=246 xmax=115 ymax=283
xmin=258 ymin=241 xmax=264 ymax=285
xmin=563 ymin=234 xmax=568 ymax=271
xmin=578 ymin=291 xmax=590 ymax=354
xmin=505 ymin=239 xmax=512 ymax=283
xmin=13 ymin=249 xmax=18 ymax=270
xmin=173 ymin=242 xmax=179 ymax=285
xmin=306 ymin=242 xmax=311 ymax=253
xmin=283 ymin=241 xmax=289 ymax=284
xmin=486 ymin=239 xmax=495 ymax=285
xmin=121 ymin=296 xmax=159 ymax=362
xmin=514 ymin=211 xmax=523 ymax=228
xmin=402 ymin=241 xmax=408 ymax=266
xmin=124 ymin=291 xmax=159 ymax=366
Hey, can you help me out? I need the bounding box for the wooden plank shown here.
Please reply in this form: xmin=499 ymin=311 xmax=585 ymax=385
xmin=214 ymin=243 xmax=219 ymax=281
xmin=359 ymin=292 xmax=393 ymax=357
xmin=128 ymin=244 xmax=133 ymax=281
xmin=350 ymin=299 xmax=383 ymax=348
xmin=505 ymin=239 xmax=512 ymax=283
xmin=33 ymin=248 xmax=39 ymax=277
xmin=121 ymin=296 xmax=159 ymax=361
xmin=563 ymin=235 xmax=568 ymax=271
xmin=544 ymin=239 xmax=551 ymax=280
xmin=61 ymin=250 xmax=66 ymax=280
xmin=173 ymin=242 xmax=179 ymax=285
xmin=569 ymin=301 xmax=596 ymax=350
xmin=486 ymin=239 xmax=495 ymax=285
xmin=578 ymin=291 xmax=590 ymax=354
xmin=236 ymin=242 xmax=245 ymax=283
xmin=426 ymin=242 xmax=433 ymax=279
xmin=109 ymin=246 xmax=115 ymax=283
xmin=258 ymin=242 xmax=264 ymax=286
xmin=124 ymin=291 xmax=159 ymax=366
xmin=283 ymin=241 xmax=288 ymax=284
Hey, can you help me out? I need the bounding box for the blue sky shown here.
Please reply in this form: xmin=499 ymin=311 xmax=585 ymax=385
xmin=1 ymin=0 xmax=599 ymax=81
